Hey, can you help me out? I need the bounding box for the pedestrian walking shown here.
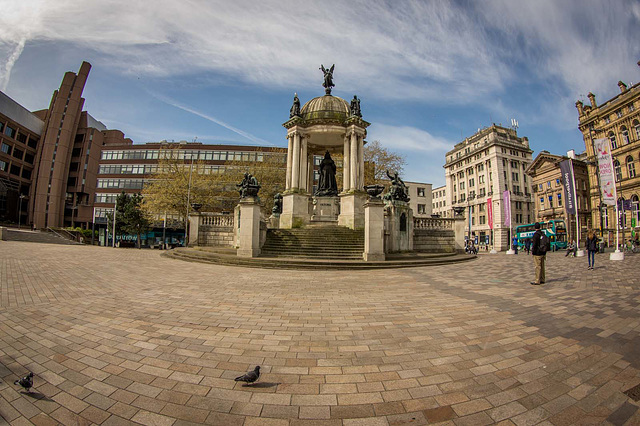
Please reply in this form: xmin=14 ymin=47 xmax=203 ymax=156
xmin=512 ymin=236 xmax=518 ymax=255
xmin=530 ymin=222 xmax=548 ymax=285
xmin=524 ymin=238 xmax=531 ymax=255
xmin=586 ymin=230 xmax=598 ymax=270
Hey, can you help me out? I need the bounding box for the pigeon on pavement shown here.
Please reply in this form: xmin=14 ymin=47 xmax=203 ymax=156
xmin=14 ymin=372 xmax=34 ymax=392
xmin=235 ymin=366 xmax=260 ymax=385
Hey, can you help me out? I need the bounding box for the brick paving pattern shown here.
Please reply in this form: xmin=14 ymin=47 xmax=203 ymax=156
xmin=0 ymin=241 xmax=639 ymax=425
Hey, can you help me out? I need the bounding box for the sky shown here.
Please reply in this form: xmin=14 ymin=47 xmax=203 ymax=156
xmin=1 ymin=0 xmax=639 ymax=187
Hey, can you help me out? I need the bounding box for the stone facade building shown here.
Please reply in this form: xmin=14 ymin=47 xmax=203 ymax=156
xmin=576 ymin=76 xmax=640 ymax=246
xmin=431 ymin=185 xmax=448 ymax=217
xmin=405 ymin=181 xmax=432 ymax=217
xmin=525 ymin=150 xmax=590 ymax=243
xmin=445 ymin=125 xmax=534 ymax=251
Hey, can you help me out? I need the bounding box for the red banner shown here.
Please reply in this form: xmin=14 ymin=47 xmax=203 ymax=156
xmin=487 ymin=197 xmax=493 ymax=230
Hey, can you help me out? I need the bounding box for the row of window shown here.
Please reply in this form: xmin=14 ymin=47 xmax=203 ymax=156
xmin=0 ymin=159 xmax=32 ymax=179
xmin=603 ymin=103 xmax=636 ymax=125
xmin=96 ymin=179 xmax=146 ymax=189
xmin=433 ymin=200 xmax=447 ymax=209
xmin=613 ymin=154 xmax=638 ymax=181
xmin=609 ymin=120 xmax=640 ymax=150
xmin=1 ymin=142 xmax=35 ymax=164
xmin=0 ymin=122 xmax=38 ymax=148
xmin=433 ymin=189 xmax=445 ymax=199
xmin=101 ymin=149 xmax=284 ymax=162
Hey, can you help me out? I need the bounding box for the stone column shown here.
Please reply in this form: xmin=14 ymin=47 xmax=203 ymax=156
xmin=300 ymin=135 xmax=308 ymax=192
xmin=358 ymin=135 xmax=364 ymax=190
xmin=291 ymin=132 xmax=301 ymax=189
xmin=363 ymin=198 xmax=385 ymax=261
xmin=307 ymin=154 xmax=314 ymax=193
xmin=188 ymin=214 xmax=200 ymax=247
xmin=343 ymin=135 xmax=351 ymax=191
xmin=285 ymin=134 xmax=293 ymax=189
xmin=237 ymin=198 xmax=262 ymax=257
xmin=454 ymin=216 xmax=466 ymax=253
xmin=350 ymin=131 xmax=358 ymax=190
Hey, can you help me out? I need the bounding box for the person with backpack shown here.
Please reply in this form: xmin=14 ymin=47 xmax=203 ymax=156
xmin=586 ymin=230 xmax=598 ymax=270
xmin=531 ymin=222 xmax=548 ymax=285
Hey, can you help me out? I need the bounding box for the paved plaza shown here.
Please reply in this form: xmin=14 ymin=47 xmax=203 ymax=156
xmin=1 ymin=241 xmax=639 ymax=425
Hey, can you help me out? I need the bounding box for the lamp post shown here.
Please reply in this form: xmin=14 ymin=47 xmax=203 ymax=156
xmin=18 ymin=194 xmax=27 ymax=229
xmin=184 ymin=153 xmax=194 ymax=246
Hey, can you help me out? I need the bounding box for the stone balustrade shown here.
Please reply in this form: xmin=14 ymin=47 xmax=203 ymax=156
xmin=200 ymin=214 xmax=234 ymax=227
xmin=413 ymin=217 xmax=455 ymax=230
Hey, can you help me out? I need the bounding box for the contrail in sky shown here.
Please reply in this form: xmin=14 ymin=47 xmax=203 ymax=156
xmin=1 ymin=38 xmax=26 ymax=91
xmin=150 ymin=91 xmax=275 ymax=146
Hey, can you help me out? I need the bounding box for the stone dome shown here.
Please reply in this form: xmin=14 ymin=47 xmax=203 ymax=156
xmin=300 ymin=95 xmax=350 ymax=122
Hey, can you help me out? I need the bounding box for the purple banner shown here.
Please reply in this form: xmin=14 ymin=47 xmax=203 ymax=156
xmin=559 ymin=160 xmax=576 ymax=214
xmin=503 ymin=190 xmax=511 ymax=227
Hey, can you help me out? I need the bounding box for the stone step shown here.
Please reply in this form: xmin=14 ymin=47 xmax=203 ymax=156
xmin=263 ymin=226 xmax=364 ymax=260
xmin=4 ymin=229 xmax=82 ymax=245
xmin=166 ymin=248 xmax=475 ymax=270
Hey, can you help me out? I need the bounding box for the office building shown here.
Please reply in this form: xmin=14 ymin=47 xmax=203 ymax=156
xmin=431 ymin=185 xmax=447 ymax=217
xmin=445 ymin=124 xmax=534 ymax=250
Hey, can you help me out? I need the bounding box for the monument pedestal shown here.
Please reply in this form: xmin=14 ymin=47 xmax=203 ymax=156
xmin=364 ymin=198 xmax=385 ymax=261
xmin=311 ymin=196 xmax=339 ymax=223
xmin=280 ymin=192 xmax=310 ymax=229
xmin=237 ymin=198 xmax=261 ymax=257
xmin=385 ymin=201 xmax=413 ymax=252
xmin=338 ymin=192 xmax=366 ymax=229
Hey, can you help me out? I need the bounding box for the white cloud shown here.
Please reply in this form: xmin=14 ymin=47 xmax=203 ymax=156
xmin=368 ymin=123 xmax=453 ymax=153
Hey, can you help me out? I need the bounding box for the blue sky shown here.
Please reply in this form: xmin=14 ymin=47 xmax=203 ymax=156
xmin=1 ymin=0 xmax=639 ymax=187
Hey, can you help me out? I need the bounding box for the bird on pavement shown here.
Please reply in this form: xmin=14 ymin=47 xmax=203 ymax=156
xmin=235 ymin=366 xmax=260 ymax=385
xmin=14 ymin=372 xmax=34 ymax=392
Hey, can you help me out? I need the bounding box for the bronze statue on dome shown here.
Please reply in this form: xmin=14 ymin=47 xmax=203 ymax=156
xmin=350 ymin=95 xmax=362 ymax=117
xmin=320 ymin=64 xmax=335 ymax=95
xmin=289 ymin=93 xmax=301 ymax=118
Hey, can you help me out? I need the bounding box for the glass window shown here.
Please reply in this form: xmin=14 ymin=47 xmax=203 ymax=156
xmin=614 ymin=160 xmax=622 ymax=181
xmin=12 ymin=147 xmax=23 ymax=160
xmin=557 ymin=193 xmax=562 ymax=206
xmin=635 ymin=121 xmax=640 ymax=140
xmin=1 ymin=142 xmax=11 ymax=154
xmin=627 ymin=156 xmax=636 ymax=178
xmin=610 ymin=132 xmax=617 ymax=149
xmin=417 ymin=187 xmax=425 ymax=197
xmin=548 ymin=195 xmax=553 ymax=207
xmin=621 ymin=126 xmax=630 ymax=144
xmin=4 ymin=125 xmax=16 ymax=138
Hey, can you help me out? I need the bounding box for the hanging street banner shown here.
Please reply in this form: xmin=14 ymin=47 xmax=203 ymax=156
xmin=487 ymin=197 xmax=493 ymax=230
xmin=593 ymin=137 xmax=617 ymax=206
xmin=503 ymin=190 xmax=511 ymax=227
xmin=559 ymin=160 xmax=576 ymax=214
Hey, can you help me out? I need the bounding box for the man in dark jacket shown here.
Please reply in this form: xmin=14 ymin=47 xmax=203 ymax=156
xmin=531 ymin=222 xmax=546 ymax=285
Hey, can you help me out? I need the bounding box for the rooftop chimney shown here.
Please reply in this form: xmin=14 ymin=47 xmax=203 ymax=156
xmin=587 ymin=92 xmax=597 ymax=108
xmin=575 ymin=100 xmax=584 ymax=116
xmin=618 ymin=81 xmax=628 ymax=93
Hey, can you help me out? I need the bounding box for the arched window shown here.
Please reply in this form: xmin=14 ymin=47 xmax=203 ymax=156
xmin=632 ymin=195 xmax=640 ymax=225
xmin=609 ymin=131 xmax=618 ymax=149
xmin=621 ymin=126 xmax=630 ymax=144
xmin=627 ymin=155 xmax=636 ymax=178
xmin=633 ymin=119 xmax=640 ymax=140
xmin=618 ymin=197 xmax=627 ymax=228
xmin=614 ymin=159 xmax=622 ymax=181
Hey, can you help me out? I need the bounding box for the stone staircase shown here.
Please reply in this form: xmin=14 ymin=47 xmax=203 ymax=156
xmin=4 ymin=229 xmax=82 ymax=245
xmin=261 ymin=226 xmax=364 ymax=259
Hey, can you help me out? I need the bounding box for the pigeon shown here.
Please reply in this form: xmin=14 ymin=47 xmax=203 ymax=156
xmin=235 ymin=366 xmax=260 ymax=385
xmin=14 ymin=372 xmax=34 ymax=392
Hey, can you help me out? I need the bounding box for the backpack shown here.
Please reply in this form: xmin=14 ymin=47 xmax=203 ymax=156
xmin=538 ymin=232 xmax=550 ymax=255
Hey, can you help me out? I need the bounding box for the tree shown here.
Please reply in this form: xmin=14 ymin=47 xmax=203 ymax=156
xmin=121 ymin=193 xmax=151 ymax=248
xmin=364 ymin=140 xmax=406 ymax=186
xmin=106 ymin=192 xmax=151 ymax=248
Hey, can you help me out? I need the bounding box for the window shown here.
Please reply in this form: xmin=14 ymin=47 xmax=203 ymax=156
xmin=555 ymin=178 xmax=561 ymax=186
xmin=10 ymin=164 xmax=20 ymax=176
xmin=0 ymin=159 xmax=6 ymax=171
xmin=479 ymin=216 xmax=486 ymax=224
xmin=616 ymin=110 xmax=623 ymax=118
xmin=548 ymin=195 xmax=553 ymax=207
xmin=21 ymin=169 xmax=31 ymax=179
xmin=12 ymin=148 xmax=23 ymax=160
xmin=27 ymin=137 xmax=38 ymax=149
xmin=621 ymin=126 xmax=630 ymax=144
xmin=609 ymin=132 xmax=617 ymax=150
xmin=71 ymin=148 xmax=82 ymax=157
xmin=479 ymin=175 xmax=485 ymax=184
xmin=4 ymin=125 xmax=16 ymax=138
xmin=557 ymin=193 xmax=562 ymax=206
xmin=540 ymin=197 xmax=544 ymax=210
xmin=627 ymin=156 xmax=636 ymax=178
xmin=635 ymin=120 xmax=640 ymax=140
xmin=603 ymin=207 xmax=609 ymax=228
xmin=547 ymin=181 xmax=551 ymax=188
xmin=632 ymin=195 xmax=639 ymax=224
xmin=469 ymin=178 xmax=474 ymax=187
xmin=16 ymin=133 xmax=27 ymax=143
xmin=24 ymin=153 xmax=34 ymax=164
xmin=417 ymin=204 xmax=426 ymax=214
xmin=70 ymin=162 xmax=79 ymax=172
xmin=1 ymin=142 xmax=11 ymax=155
xmin=538 ymin=183 xmax=543 ymax=191
xmin=614 ymin=160 xmax=622 ymax=181
xmin=512 ymin=172 xmax=519 ymax=181
xmin=417 ymin=187 xmax=425 ymax=197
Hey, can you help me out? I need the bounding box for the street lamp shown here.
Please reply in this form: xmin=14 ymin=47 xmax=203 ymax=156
xmin=18 ymin=194 xmax=27 ymax=229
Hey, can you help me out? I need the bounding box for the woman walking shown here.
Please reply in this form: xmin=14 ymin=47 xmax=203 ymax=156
xmin=586 ymin=230 xmax=598 ymax=270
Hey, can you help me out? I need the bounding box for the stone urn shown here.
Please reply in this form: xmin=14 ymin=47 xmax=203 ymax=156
xmin=244 ymin=184 xmax=261 ymax=198
xmin=364 ymin=184 xmax=385 ymax=199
